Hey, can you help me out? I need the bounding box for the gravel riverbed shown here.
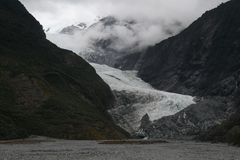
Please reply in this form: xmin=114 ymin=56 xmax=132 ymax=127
xmin=0 ymin=138 xmax=239 ymax=160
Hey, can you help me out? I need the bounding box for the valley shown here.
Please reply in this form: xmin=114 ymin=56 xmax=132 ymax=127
xmin=1 ymin=137 xmax=239 ymax=160
xmin=44 ymin=0 xmax=240 ymax=143
xmin=0 ymin=0 xmax=239 ymax=154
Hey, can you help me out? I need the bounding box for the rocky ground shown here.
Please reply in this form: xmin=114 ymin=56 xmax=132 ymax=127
xmin=0 ymin=137 xmax=239 ymax=160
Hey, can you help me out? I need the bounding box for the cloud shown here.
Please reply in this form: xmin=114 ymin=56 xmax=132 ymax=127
xmin=20 ymin=0 xmax=228 ymax=30
xmin=45 ymin=17 xmax=183 ymax=54
xmin=20 ymin=0 xmax=229 ymax=53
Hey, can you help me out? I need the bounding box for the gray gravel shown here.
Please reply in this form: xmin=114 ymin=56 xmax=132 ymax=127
xmin=0 ymin=138 xmax=240 ymax=160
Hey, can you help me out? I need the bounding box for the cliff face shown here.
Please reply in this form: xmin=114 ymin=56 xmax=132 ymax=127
xmin=197 ymin=93 xmax=240 ymax=145
xmin=138 ymin=0 xmax=240 ymax=97
xmin=0 ymin=0 xmax=128 ymax=140
xmin=137 ymin=0 xmax=240 ymax=144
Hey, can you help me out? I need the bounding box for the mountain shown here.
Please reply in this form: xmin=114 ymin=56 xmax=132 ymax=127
xmin=141 ymin=97 xmax=232 ymax=139
xmin=197 ymin=94 xmax=240 ymax=145
xmin=64 ymin=16 xmax=140 ymax=68
xmin=58 ymin=16 xmax=183 ymax=69
xmin=138 ymin=0 xmax=240 ymax=144
xmin=60 ymin=23 xmax=87 ymax=35
xmin=139 ymin=0 xmax=240 ymax=97
xmin=0 ymin=0 xmax=128 ymax=140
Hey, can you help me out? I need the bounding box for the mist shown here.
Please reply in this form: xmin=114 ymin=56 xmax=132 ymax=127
xmin=20 ymin=0 xmax=229 ymax=54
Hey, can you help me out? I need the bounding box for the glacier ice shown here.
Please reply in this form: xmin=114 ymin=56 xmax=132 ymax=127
xmin=91 ymin=63 xmax=195 ymax=134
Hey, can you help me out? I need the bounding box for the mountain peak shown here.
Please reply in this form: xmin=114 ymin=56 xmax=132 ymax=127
xmin=99 ymin=16 xmax=118 ymax=26
xmin=60 ymin=22 xmax=88 ymax=35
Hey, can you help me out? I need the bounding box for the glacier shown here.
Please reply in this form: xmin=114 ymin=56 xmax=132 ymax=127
xmin=91 ymin=63 xmax=196 ymax=134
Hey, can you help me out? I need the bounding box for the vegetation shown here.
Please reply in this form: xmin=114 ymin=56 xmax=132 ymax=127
xmin=198 ymin=109 xmax=240 ymax=146
xmin=0 ymin=0 xmax=128 ymax=140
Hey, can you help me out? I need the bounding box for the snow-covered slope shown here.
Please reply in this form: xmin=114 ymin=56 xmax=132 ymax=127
xmin=60 ymin=23 xmax=88 ymax=35
xmin=91 ymin=63 xmax=196 ymax=134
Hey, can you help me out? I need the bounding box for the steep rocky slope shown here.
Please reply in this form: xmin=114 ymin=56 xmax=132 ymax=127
xmin=0 ymin=0 xmax=128 ymax=140
xmin=197 ymin=93 xmax=240 ymax=145
xmin=139 ymin=0 xmax=240 ymax=97
xmin=142 ymin=97 xmax=232 ymax=139
xmin=138 ymin=0 xmax=240 ymax=143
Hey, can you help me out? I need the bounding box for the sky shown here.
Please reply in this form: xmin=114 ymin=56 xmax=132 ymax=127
xmin=20 ymin=0 xmax=228 ymax=31
xmin=19 ymin=0 xmax=229 ymax=53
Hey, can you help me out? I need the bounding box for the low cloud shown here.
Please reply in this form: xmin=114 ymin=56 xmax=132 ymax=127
xmin=20 ymin=0 xmax=229 ymax=53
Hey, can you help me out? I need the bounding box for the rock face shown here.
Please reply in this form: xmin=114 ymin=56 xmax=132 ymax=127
xmin=198 ymin=94 xmax=240 ymax=145
xmin=140 ymin=114 xmax=151 ymax=130
xmin=142 ymin=98 xmax=232 ymax=138
xmin=60 ymin=23 xmax=88 ymax=35
xmin=114 ymin=52 xmax=143 ymax=70
xmin=0 ymin=0 xmax=128 ymax=140
xmin=137 ymin=0 xmax=240 ymax=141
xmin=138 ymin=0 xmax=240 ymax=97
xmin=78 ymin=16 xmax=141 ymax=68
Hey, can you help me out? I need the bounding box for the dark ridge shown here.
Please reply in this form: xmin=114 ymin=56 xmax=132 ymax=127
xmin=138 ymin=0 xmax=240 ymax=97
xmin=0 ymin=0 xmax=129 ymax=140
xmin=138 ymin=0 xmax=240 ymax=145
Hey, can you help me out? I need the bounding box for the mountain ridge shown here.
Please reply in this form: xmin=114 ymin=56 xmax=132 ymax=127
xmin=137 ymin=0 xmax=240 ymax=144
xmin=138 ymin=0 xmax=240 ymax=97
xmin=0 ymin=0 xmax=128 ymax=140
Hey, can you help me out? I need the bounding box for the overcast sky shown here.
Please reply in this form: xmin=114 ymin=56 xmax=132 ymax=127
xmin=20 ymin=0 xmax=228 ymax=31
xmin=19 ymin=0 xmax=229 ymax=53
